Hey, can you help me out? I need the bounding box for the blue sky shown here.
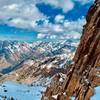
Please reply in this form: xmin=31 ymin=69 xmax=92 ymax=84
xmin=0 ymin=0 xmax=94 ymax=42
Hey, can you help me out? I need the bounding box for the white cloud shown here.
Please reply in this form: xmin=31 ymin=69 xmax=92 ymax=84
xmin=5 ymin=4 xmax=18 ymax=10
xmin=63 ymin=31 xmax=81 ymax=39
xmin=63 ymin=17 xmax=86 ymax=32
xmin=34 ymin=0 xmax=94 ymax=12
xmin=34 ymin=0 xmax=74 ymax=13
xmin=50 ymin=35 xmax=56 ymax=39
xmin=31 ymin=21 xmax=37 ymax=28
xmin=0 ymin=1 xmax=46 ymax=29
xmin=55 ymin=14 xmax=65 ymax=23
xmin=7 ymin=18 xmax=31 ymax=29
xmin=0 ymin=0 xmax=75 ymax=29
xmin=53 ymin=24 xmax=64 ymax=32
xmin=0 ymin=0 xmax=92 ymax=30
xmin=37 ymin=33 xmax=46 ymax=39
xmin=36 ymin=17 xmax=86 ymax=40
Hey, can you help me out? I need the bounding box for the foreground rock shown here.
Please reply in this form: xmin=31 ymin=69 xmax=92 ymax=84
xmin=42 ymin=0 xmax=100 ymax=100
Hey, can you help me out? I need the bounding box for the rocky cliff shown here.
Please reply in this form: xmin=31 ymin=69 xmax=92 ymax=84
xmin=42 ymin=0 xmax=100 ymax=100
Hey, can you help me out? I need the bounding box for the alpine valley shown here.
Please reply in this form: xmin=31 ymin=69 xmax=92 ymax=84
xmin=0 ymin=39 xmax=78 ymax=100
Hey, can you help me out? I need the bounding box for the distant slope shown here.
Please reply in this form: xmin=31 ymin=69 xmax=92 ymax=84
xmin=0 ymin=40 xmax=78 ymax=84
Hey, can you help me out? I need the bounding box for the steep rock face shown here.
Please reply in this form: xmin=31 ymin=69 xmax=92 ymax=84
xmin=42 ymin=0 xmax=100 ymax=100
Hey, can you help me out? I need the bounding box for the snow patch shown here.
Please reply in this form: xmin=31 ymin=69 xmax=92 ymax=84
xmin=52 ymin=94 xmax=58 ymax=99
xmin=0 ymin=81 xmax=46 ymax=100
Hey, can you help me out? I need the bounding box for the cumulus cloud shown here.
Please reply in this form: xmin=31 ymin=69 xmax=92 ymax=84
xmin=36 ymin=17 xmax=86 ymax=40
xmin=34 ymin=0 xmax=94 ymax=12
xmin=0 ymin=0 xmax=92 ymax=30
xmin=37 ymin=33 xmax=46 ymax=39
xmin=50 ymin=35 xmax=57 ymax=39
xmin=0 ymin=0 xmax=46 ymax=29
xmin=55 ymin=14 xmax=65 ymax=23
xmin=63 ymin=17 xmax=85 ymax=32
xmin=0 ymin=0 xmax=75 ymax=29
xmin=52 ymin=24 xmax=64 ymax=32
xmin=34 ymin=0 xmax=74 ymax=13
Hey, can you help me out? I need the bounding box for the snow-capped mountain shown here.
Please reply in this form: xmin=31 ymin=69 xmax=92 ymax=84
xmin=0 ymin=40 xmax=78 ymax=74
xmin=0 ymin=40 xmax=79 ymax=100
xmin=0 ymin=40 xmax=33 ymax=70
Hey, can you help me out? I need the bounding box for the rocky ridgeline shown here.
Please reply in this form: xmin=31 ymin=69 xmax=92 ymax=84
xmin=0 ymin=40 xmax=75 ymax=84
xmin=42 ymin=0 xmax=100 ymax=100
xmin=0 ymin=40 xmax=77 ymax=73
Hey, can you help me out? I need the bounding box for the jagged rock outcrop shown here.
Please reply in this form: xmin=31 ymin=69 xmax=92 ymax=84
xmin=42 ymin=0 xmax=100 ymax=100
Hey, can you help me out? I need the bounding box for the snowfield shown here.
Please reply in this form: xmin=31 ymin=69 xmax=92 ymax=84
xmin=0 ymin=81 xmax=46 ymax=100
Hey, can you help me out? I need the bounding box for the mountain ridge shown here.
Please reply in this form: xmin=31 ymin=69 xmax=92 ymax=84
xmin=0 ymin=39 xmax=77 ymax=85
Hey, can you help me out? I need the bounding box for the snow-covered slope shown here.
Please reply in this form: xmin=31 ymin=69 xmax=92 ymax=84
xmin=0 ymin=40 xmax=78 ymax=74
xmin=0 ymin=81 xmax=46 ymax=100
